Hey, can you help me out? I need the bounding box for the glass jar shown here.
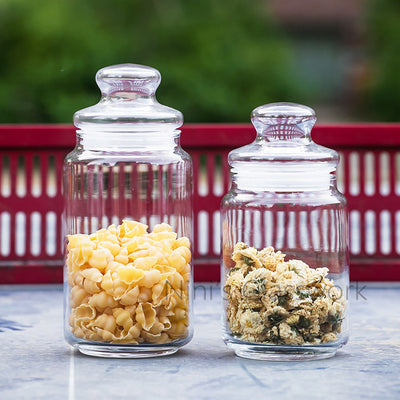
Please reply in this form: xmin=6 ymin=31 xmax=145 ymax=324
xmin=63 ymin=64 xmax=193 ymax=358
xmin=221 ymin=103 xmax=349 ymax=360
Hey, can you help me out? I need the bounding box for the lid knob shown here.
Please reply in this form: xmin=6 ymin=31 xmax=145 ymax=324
xmin=251 ymin=102 xmax=316 ymax=142
xmin=96 ymin=64 xmax=161 ymax=97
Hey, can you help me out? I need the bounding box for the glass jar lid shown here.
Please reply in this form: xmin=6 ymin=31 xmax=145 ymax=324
xmin=229 ymin=102 xmax=339 ymax=191
xmin=73 ymin=63 xmax=183 ymax=132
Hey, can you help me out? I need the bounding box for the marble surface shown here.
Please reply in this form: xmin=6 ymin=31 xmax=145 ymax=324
xmin=0 ymin=283 xmax=400 ymax=400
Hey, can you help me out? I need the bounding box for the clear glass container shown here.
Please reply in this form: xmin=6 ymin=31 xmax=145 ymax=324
xmin=63 ymin=64 xmax=193 ymax=358
xmin=221 ymin=103 xmax=349 ymax=361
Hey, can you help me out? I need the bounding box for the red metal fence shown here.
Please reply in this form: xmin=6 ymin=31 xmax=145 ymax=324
xmin=0 ymin=124 xmax=399 ymax=283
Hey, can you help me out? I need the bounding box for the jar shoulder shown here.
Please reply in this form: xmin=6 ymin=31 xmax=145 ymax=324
xmin=222 ymin=188 xmax=346 ymax=208
xmin=64 ymin=146 xmax=191 ymax=165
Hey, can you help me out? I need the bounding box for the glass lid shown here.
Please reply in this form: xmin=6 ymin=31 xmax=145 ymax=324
xmin=229 ymin=102 xmax=339 ymax=167
xmin=229 ymin=102 xmax=340 ymax=191
xmin=73 ymin=63 xmax=183 ymax=132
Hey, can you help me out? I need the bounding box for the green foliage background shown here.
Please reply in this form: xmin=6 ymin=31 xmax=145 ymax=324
xmin=364 ymin=0 xmax=400 ymax=121
xmin=0 ymin=0 xmax=398 ymax=123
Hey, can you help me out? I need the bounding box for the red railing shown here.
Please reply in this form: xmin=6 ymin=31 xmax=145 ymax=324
xmin=0 ymin=124 xmax=399 ymax=283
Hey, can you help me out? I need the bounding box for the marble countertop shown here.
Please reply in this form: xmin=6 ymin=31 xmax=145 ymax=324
xmin=0 ymin=282 xmax=399 ymax=400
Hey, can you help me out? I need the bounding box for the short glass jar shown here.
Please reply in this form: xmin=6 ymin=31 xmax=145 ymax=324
xmin=63 ymin=64 xmax=193 ymax=358
xmin=221 ymin=103 xmax=349 ymax=361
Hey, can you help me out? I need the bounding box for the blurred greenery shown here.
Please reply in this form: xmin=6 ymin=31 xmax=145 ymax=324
xmin=0 ymin=0 xmax=300 ymax=123
xmin=364 ymin=0 xmax=400 ymax=121
xmin=0 ymin=0 xmax=398 ymax=123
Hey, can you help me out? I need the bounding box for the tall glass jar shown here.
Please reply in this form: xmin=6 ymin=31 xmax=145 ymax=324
xmin=63 ymin=64 xmax=193 ymax=358
xmin=221 ymin=103 xmax=349 ymax=360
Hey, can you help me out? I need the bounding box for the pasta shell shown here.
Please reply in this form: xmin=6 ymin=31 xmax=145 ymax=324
xmin=123 ymin=236 xmax=153 ymax=253
xmin=74 ymin=303 xmax=96 ymax=322
xmin=83 ymin=279 xmax=101 ymax=294
xmin=167 ymin=252 xmax=186 ymax=273
xmin=118 ymin=265 xmax=145 ymax=284
xmin=155 ymin=265 xmax=177 ymax=280
xmin=113 ymin=308 xmax=133 ymax=330
xmin=70 ymin=286 xmax=89 ymax=308
xmin=118 ymin=220 xmax=148 ymax=240
xmin=132 ymin=256 xmax=158 ymax=270
xmin=172 ymin=246 xmax=192 ymax=264
xmin=148 ymin=320 xmax=164 ymax=335
xmin=114 ymin=247 xmax=129 ymax=265
xmin=137 ymin=287 xmax=152 ymax=303
xmin=90 ymin=228 xmax=119 ymax=245
xmin=135 ymin=303 xmax=157 ymax=330
xmin=88 ymin=291 xmax=118 ymax=311
xmin=149 ymin=231 xmax=177 ymax=241
xmin=81 ymin=268 xmax=103 ymax=283
xmin=119 ymin=285 xmax=140 ymax=306
xmin=88 ymin=313 xmax=116 ymax=333
xmin=88 ymin=248 xmax=113 ymax=272
xmin=173 ymin=237 xmax=190 ymax=249
xmin=171 ymin=307 xmax=186 ymax=322
xmin=140 ymin=270 xmax=162 ymax=288
xmin=101 ymin=270 xmax=129 ymax=299
xmin=168 ymin=320 xmax=188 ymax=340
xmin=159 ymin=316 xmax=172 ymax=331
xmin=99 ymin=241 xmax=121 ymax=257
xmin=141 ymin=331 xmax=169 ymax=344
xmin=152 ymin=223 xmax=173 ymax=233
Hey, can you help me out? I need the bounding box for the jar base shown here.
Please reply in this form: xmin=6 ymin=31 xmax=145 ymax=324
xmin=226 ymin=342 xmax=339 ymax=361
xmin=77 ymin=344 xmax=179 ymax=359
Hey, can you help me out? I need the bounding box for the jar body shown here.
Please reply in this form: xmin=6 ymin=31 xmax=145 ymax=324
xmin=63 ymin=139 xmax=193 ymax=357
xmin=221 ymin=185 xmax=349 ymax=360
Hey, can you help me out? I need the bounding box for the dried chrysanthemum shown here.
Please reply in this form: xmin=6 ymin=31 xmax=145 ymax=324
xmin=224 ymin=243 xmax=346 ymax=345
